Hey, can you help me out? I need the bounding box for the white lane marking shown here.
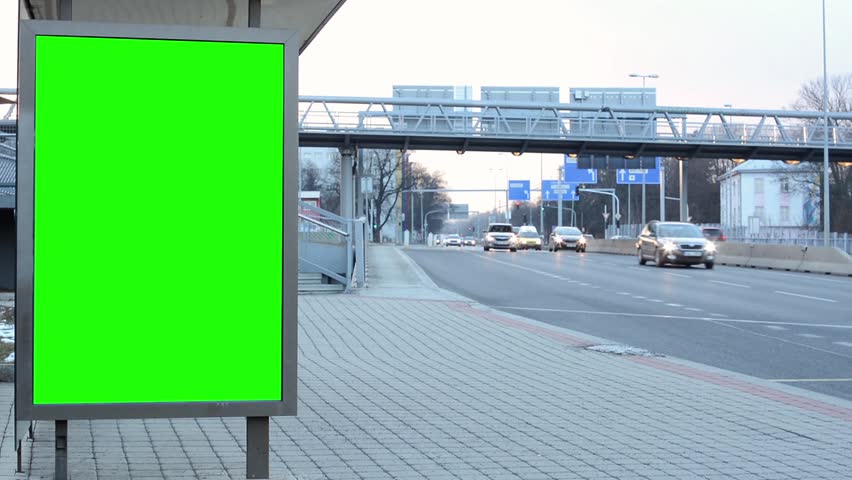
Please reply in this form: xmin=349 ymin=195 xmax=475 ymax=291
xmin=579 ymin=283 xmax=590 ymax=286
xmin=775 ymin=291 xmax=838 ymax=303
xmin=647 ymin=299 xmax=663 ymax=303
xmin=632 ymin=296 xmax=646 ymax=299
xmin=764 ymin=325 xmax=787 ymax=331
xmin=491 ymin=306 xmax=852 ymax=329
xmin=796 ymin=333 xmax=823 ymax=339
xmin=617 ymin=292 xmax=631 ymax=296
xmin=835 ymin=341 xmax=852 ymax=347
xmin=665 ymin=303 xmax=683 ymax=307
xmin=772 ymin=271 xmax=851 ymax=285
xmin=710 ymin=280 xmax=751 ymax=288
xmin=685 ymin=307 xmax=702 ymax=312
xmin=710 ymin=313 xmax=728 ymax=318
xmin=664 ymin=272 xmax=691 ymax=279
xmin=770 ymin=378 xmax=852 ymax=383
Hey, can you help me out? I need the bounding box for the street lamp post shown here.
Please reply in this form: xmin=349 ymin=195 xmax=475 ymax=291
xmin=822 ymin=0 xmax=831 ymax=246
xmin=629 ymin=73 xmax=659 ymax=228
xmin=488 ymin=167 xmax=503 ymax=222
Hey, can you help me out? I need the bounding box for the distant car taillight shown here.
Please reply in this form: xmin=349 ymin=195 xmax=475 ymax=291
xmin=721 ymin=234 xmax=727 ymax=241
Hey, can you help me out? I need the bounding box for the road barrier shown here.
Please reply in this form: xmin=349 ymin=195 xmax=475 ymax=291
xmin=585 ymin=239 xmax=637 ymax=256
xmin=584 ymin=239 xmax=852 ymax=276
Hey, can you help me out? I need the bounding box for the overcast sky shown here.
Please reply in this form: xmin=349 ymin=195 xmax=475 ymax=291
xmin=2 ymin=0 xmax=852 ymax=213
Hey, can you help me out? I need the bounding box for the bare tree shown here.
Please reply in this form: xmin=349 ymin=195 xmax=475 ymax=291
xmin=790 ymin=73 xmax=852 ymax=233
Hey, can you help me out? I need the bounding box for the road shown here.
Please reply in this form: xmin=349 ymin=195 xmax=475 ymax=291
xmin=405 ymin=246 xmax=852 ymax=401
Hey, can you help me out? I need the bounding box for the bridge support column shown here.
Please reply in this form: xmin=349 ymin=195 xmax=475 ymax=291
xmin=679 ymin=159 xmax=688 ymax=222
xmin=340 ymin=147 xmax=355 ymax=220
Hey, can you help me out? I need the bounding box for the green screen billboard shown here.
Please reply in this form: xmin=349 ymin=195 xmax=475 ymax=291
xmin=30 ymin=34 xmax=285 ymax=405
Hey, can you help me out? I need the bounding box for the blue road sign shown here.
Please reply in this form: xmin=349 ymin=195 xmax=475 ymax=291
xmin=541 ymin=180 xmax=579 ymax=201
xmin=508 ymin=180 xmax=530 ymax=201
xmin=564 ymin=155 xmax=598 ymax=184
xmin=616 ymin=157 xmax=661 ymax=185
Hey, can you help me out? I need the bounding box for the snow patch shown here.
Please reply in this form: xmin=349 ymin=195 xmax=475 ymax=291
xmin=0 ymin=323 xmax=14 ymax=344
xmin=586 ymin=344 xmax=660 ymax=357
xmin=3 ymin=352 xmax=13 ymax=363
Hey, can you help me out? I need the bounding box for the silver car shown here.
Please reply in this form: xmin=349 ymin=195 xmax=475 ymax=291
xmin=549 ymin=226 xmax=587 ymax=252
xmin=637 ymin=221 xmax=716 ymax=269
xmin=483 ymin=223 xmax=517 ymax=252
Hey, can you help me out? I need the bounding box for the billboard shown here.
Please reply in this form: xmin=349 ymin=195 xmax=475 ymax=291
xmin=16 ymin=21 xmax=299 ymax=420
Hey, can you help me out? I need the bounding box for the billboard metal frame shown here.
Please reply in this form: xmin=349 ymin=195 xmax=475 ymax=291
xmin=16 ymin=20 xmax=300 ymax=422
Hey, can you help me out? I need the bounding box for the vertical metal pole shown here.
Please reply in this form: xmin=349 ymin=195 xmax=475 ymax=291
xmin=248 ymin=0 xmax=261 ymax=27
xmin=612 ymin=195 xmax=616 ymax=234
xmin=340 ymin=149 xmax=354 ymax=219
xmin=419 ymin=193 xmax=424 ymax=243
xmin=55 ymin=420 xmax=68 ymax=480
xmin=660 ymin=159 xmax=666 ymax=221
xmin=571 ymin=199 xmax=576 ymax=226
xmin=540 ymin=153 xmax=544 ymax=234
xmin=246 ymin=417 xmax=269 ymax=479
xmin=679 ymin=159 xmax=688 ymax=221
xmin=58 ymin=0 xmax=72 ymax=20
xmin=627 ymin=184 xmax=631 ymax=228
xmin=822 ymin=0 xmax=831 ymax=246
xmin=642 ymin=171 xmax=647 ymax=226
xmin=557 ymin=166 xmax=563 ymax=227
xmin=410 ymin=190 xmax=415 ymax=243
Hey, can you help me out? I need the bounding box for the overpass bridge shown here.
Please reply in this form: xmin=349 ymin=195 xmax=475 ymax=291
xmin=2 ymin=90 xmax=852 ymax=162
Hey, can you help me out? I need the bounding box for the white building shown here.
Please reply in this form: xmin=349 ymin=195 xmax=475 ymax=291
xmin=719 ymin=160 xmax=819 ymax=234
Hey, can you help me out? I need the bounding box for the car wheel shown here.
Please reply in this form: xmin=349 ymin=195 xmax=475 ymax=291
xmin=638 ymin=249 xmax=647 ymax=265
xmin=536 ymin=247 xmax=541 ymax=251
xmin=655 ymin=249 xmax=665 ymax=267
xmin=483 ymin=247 xmax=490 ymax=252
xmin=705 ymin=262 xmax=714 ymax=270
xmin=510 ymin=248 xmax=517 ymax=253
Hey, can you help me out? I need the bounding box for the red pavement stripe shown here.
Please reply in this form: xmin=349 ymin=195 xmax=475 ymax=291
xmin=629 ymin=356 xmax=852 ymax=422
xmin=447 ymin=300 xmax=852 ymax=423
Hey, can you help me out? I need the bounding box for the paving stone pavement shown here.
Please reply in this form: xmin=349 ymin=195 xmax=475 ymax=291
xmin=1 ymin=249 xmax=852 ymax=479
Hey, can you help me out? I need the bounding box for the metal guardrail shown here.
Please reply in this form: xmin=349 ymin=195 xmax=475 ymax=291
xmin=298 ymin=202 xmax=366 ymax=291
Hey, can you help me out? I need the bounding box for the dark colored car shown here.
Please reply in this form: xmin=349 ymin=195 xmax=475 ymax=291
xmin=484 ymin=223 xmax=517 ymax=252
xmin=637 ymin=221 xmax=716 ymax=269
xmin=549 ymin=226 xmax=587 ymax=252
xmin=701 ymin=227 xmax=727 ymax=242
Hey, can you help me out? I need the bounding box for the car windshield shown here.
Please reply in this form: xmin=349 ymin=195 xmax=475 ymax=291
xmin=488 ymin=225 xmax=513 ymax=233
xmin=703 ymin=228 xmax=722 ymax=235
xmin=554 ymin=227 xmax=582 ymax=235
xmin=520 ymin=232 xmax=538 ymax=238
xmin=658 ymin=224 xmax=703 ymax=238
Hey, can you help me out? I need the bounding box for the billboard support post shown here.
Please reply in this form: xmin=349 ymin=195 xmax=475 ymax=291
xmin=247 ymin=416 xmax=270 ymax=479
xmin=55 ymin=420 xmax=67 ymax=480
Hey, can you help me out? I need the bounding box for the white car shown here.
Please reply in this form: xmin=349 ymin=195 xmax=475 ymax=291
xmin=443 ymin=234 xmax=463 ymax=247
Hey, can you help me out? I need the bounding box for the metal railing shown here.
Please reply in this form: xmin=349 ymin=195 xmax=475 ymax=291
xmin=299 ymin=202 xmax=366 ymax=291
xmin=299 ymin=96 xmax=852 ymax=150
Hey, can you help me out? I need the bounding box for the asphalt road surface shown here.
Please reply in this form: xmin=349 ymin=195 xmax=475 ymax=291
xmin=405 ymin=246 xmax=852 ymax=401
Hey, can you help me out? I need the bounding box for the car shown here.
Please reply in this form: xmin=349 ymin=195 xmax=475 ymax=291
xmin=444 ymin=234 xmax=463 ymax=247
xmin=483 ymin=223 xmax=518 ymax=252
xmin=549 ymin=226 xmax=587 ymax=252
xmin=512 ymin=226 xmax=520 ymax=235
xmin=516 ymin=229 xmax=542 ymax=250
xmin=464 ymin=238 xmax=476 ymax=246
xmin=435 ymin=235 xmax=443 ymax=245
xmin=637 ymin=221 xmax=716 ymax=269
xmin=701 ymin=227 xmax=727 ymax=242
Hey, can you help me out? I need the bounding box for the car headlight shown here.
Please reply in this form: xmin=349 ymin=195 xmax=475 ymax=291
xmin=662 ymin=240 xmax=677 ymax=252
xmin=486 ymin=234 xmax=495 ymax=241
xmin=578 ymin=237 xmax=587 ymax=244
xmin=705 ymin=241 xmax=717 ymax=253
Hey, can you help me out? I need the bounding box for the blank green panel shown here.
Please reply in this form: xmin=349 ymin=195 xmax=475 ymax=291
xmin=33 ymin=36 xmax=284 ymax=404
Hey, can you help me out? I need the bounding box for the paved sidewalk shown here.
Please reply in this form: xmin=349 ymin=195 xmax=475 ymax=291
xmin=1 ymin=246 xmax=851 ymax=479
